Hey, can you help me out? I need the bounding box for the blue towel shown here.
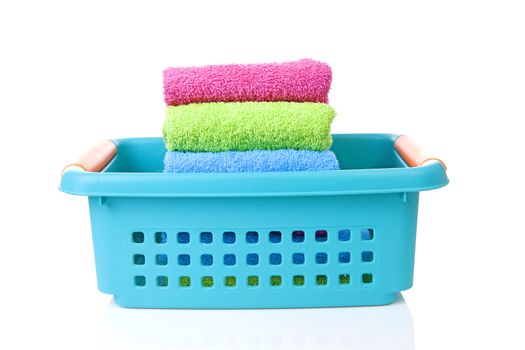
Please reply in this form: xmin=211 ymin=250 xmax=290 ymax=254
xmin=164 ymin=149 xmax=340 ymax=173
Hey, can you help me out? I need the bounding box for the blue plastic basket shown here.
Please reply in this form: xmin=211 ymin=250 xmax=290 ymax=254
xmin=60 ymin=134 xmax=448 ymax=308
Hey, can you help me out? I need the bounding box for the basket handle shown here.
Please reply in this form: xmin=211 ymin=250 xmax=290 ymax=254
xmin=62 ymin=140 xmax=117 ymax=173
xmin=394 ymin=135 xmax=447 ymax=169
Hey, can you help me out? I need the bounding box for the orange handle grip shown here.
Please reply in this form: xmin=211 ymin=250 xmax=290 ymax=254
xmin=394 ymin=135 xmax=447 ymax=169
xmin=63 ymin=140 xmax=117 ymax=173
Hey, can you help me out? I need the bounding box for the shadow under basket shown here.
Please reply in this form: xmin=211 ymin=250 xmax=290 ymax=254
xmin=60 ymin=134 xmax=448 ymax=308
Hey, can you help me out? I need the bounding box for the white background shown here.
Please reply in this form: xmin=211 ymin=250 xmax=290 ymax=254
xmin=1 ymin=0 xmax=524 ymax=349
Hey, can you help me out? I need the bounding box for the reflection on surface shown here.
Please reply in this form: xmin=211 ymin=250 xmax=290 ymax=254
xmin=100 ymin=294 xmax=414 ymax=350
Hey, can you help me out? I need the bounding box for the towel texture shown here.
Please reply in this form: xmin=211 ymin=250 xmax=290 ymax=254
xmin=164 ymin=149 xmax=340 ymax=173
xmin=163 ymin=59 xmax=332 ymax=106
xmin=163 ymin=102 xmax=335 ymax=152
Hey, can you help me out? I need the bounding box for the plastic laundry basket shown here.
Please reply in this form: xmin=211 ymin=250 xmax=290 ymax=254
xmin=60 ymin=134 xmax=448 ymax=308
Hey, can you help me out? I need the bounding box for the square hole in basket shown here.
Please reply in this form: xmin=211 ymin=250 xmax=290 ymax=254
xmin=201 ymin=254 xmax=213 ymax=266
xmin=315 ymin=230 xmax=328 ymax=242
xmin=223 ymin=231 xmax=236 ymax=244
xmin=338 ymin=229 xmax=351 ymax=241
xmin=223 ymin=254 xmax=236 ymax=266
xmin=177 ymin=232 xmax=190 ymax=244
xmin=178 ymin=254 xmax=190 ymax=266
xmin=316 ymin=252 xmax=328 ymax=264
xmin=132 ymin=231 xmax=144 ymax=243
xmin=362 ymin=273 xmax=373 ymax=284
xmin=133 ymin=254 xmax=145 ymax=265
xmin=270 ymin=253 xmax=283 ymax=265
xmin=316 ymin=275 xmax=328 ymax=286
xmin=292 ymin=253 xmax=305 ymax=265
xmin=292 ymin=230 xmax=305 ymax=243
xmin=155 ymin=231 xmax=167 ymax=244
xmin=270 ymin=276 xmax=282 ymax=286
xmin=134 ymin=275 xmax=146 ymax=287
xmin=361 ymin=228 xmax=374 ymax=240
xmin=362 ymin=251 xmax=374 ymax=262
xmin=202 ymin=276 xmax=214 ymax=287
xmin=179 ymin=276 xmax=191 ymax=287
xmin=339 ymin=252 xmax=351 ymax=263
xmin=247 ymin=253 xmax=259 ymax=265
xmin=269 ymin=253 xmax=282 ymax=265
xmin=293 ymin=275 xmax=305 ymax=286
xmin=246 ymin=231 xmax=259 ymax=243
xmin=248 ymin=276 xmax=259 ymax=287
xmin=339 ymin=274 xmax=350 ymax=285
xmin=269 ymin=231 xmax=282 ymax=243
xmin=156 ymin=254 xmax=168 ymax=265
xmin=225 ymin=276 xmax=236 ymax=287
xmin=157 ymin=276 xmax=168 ymax=287
xmin=200 ymin=232 xmax=213 ymax=244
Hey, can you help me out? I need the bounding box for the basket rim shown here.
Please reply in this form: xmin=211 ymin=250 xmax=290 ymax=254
xmin=59 ymin=134 xmax=449 ymax=197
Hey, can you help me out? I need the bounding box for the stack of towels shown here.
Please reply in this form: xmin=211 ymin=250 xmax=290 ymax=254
xmin=162 ymin=59 xmax=340 ymax=173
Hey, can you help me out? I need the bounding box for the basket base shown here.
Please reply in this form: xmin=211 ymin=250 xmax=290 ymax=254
xmin=113 ymin=291 xmax=399 ymax=309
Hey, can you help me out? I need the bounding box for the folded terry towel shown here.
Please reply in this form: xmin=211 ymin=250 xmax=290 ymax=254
xmin=163 ymin=102 xmax=335 ymax=152
xmin=163 ymin=59 xmax=331 ymax=106
xmin=164 ymin=149 xmax=340 ymax=173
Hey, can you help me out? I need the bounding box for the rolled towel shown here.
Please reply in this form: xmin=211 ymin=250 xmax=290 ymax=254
xmin=163 ymin=59 xmax=331 ymax=106
xmin=163 ymin=102 xmax=335 ymax=152
xmin=164 ymin=149 xmax=340 ymax=173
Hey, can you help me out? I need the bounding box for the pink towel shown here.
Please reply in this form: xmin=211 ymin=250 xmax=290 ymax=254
xmin=163 ymin=59 xmax=331 ymax=106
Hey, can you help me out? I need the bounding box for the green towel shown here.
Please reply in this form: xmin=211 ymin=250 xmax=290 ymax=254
xmin=163 ymin=102 xmax=335 ymax=152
